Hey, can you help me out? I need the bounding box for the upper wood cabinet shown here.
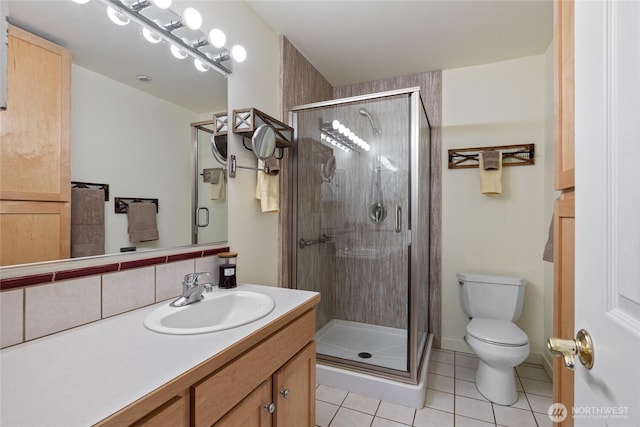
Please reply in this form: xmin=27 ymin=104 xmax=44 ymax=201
xmin=0 ymin=25 xmax=71 ymax=265
xmin=0 ymin=25 xmax=71 ymax=202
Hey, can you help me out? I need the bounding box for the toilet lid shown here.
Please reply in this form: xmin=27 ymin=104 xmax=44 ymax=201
xmin=467 ymin=318 xmax=529 ymax=346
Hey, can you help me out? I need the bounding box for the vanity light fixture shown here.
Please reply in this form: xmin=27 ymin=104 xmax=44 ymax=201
xmin=107 ymin=6 xmax=130 ymax=26
xmin=80 ymin=0 xmax=247 ymax=76
xmin=322 ymin=120 xmax=371 ymax=152
xmin=141 ymin=20 xmax=162 ymax=43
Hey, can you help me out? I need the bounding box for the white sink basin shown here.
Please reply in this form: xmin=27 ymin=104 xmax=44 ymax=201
xmin=144 ymin=290 xmax=276 ymax=335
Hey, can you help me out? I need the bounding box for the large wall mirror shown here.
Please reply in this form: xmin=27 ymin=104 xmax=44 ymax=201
xmin=4 ymin=0 xmax=228 ymax=267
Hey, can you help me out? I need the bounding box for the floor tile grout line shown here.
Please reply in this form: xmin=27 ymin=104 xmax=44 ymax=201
xmin=318 ymin=349 xmax=550 ymax=427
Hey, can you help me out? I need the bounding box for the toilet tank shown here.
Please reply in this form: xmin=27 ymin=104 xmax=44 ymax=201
xmin=457 ymin=272 xmax=526 ymax=321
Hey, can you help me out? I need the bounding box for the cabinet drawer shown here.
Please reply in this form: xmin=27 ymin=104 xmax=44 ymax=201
xmin=193 ymin=310 xmax=314 ymax=426
xmin=131 ymin=395 xmax=187 ymax=427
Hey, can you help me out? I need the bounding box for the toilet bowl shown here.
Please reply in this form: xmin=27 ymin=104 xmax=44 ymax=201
xmin=457 ymin=272 xmax=530 ymax=406
xmin=464 ymin=318 xmax=530 ymax=405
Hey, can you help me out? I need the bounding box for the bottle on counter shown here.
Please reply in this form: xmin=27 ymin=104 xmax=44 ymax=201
xmin=217 ymin=252 xmax=238 ymax=289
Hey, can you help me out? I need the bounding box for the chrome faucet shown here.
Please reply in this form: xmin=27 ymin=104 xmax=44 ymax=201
xmin=170 ymin=272 xmax=214 ymax=307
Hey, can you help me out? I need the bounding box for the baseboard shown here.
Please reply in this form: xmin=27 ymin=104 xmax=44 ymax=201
xmin=541 ymin=352 xmax=554 ymax=379
xmin=441 ymin=337 xmax=548 ymax=369
xmin=440 ymin=337 xmax=472 ymax=354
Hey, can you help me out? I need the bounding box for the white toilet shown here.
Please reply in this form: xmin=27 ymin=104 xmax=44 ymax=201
xmin=457 ymin=272 xmax=530 ymax=406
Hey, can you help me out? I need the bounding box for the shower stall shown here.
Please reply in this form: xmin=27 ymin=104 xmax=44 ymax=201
xmin=290 ymin=88 xmax=432 ymax=407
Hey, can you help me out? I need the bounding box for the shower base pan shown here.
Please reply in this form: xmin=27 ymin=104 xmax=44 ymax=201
xmin=315 ymin=319 xmax=432 ymax=408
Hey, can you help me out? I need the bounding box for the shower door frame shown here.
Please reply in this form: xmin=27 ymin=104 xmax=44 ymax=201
xmin=289 ymin=87 xmax=430 ymax=384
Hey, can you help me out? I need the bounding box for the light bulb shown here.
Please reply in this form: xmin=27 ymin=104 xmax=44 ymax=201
xmin=142 ymin=22 xmax=161 ymax=44
xmin=208 ymin=28 xmax=226 ymax=49
xmin=182 ymin=7 xmax=202 ymax=30
xmin=170 ymin=39 xmax=188 ymax=59
xmin=230 ymin=44 xmax=247 ymax=63
xmin=107 ymin=6 xmax=130 ymax=26
xmin=332 ymin=120 xmax=340 ymax=130
xmin=338 ymin=124 xmax=346 ymax=134
xmin=194 ymin=58 xmax=208 ymax=72
xmin=151 ymin=0 xmax=172 ymax=9
xmin=72 ymin=0 xmax=90 ymax=4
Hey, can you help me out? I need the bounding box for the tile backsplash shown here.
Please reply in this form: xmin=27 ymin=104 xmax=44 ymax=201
xmin=0 ymin=249 xmax=225 ymax=349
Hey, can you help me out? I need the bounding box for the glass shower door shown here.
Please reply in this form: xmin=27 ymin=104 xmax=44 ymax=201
xmin=293 ymin=92 xmax=414 ymax=377
xmin=192 ymin=121 xmax=227 ymax=245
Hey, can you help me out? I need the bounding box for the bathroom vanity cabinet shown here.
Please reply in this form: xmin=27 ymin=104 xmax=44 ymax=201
xmin=96 ymin=308 xmax=316 ymax=427
xmin=0 ymin=25 xmax=71 ymax=266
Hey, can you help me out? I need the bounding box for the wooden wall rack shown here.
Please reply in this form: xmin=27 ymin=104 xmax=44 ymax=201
xmin=114 ymin=197 xmax=159 ymax=214
xmin=232 ymin=108 xmax=293 ymax=150
xmin=71 ymin=181 xmax=109 ymax=201
xmin=448 ymin=144 xmax=535 ymax=169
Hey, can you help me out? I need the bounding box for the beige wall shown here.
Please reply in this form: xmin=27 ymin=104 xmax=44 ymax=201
xmin=441 ymin=55 xmax=548 ymax=363
xmin=71 ymin=65 xmax=199 ymax=254
xmin=223 ymin=1 xmax=281 ymax=286
xmin=542 ymin=42 xmax=556 ymax=373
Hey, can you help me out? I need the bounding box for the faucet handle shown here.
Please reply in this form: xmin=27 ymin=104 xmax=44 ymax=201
xmin=193 ymin=272 xmax=212 ymax=284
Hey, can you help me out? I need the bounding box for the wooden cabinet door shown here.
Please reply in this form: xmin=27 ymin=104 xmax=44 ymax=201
xmin=215 ymin=380 xmax=272 ymax=427
xmin=0 ymin=200 xmax=70 ymax=265
xmin=1 ymin=25 xmax=71 ymax=202
xmin=273 ymin=342 xmax=316 ymax=427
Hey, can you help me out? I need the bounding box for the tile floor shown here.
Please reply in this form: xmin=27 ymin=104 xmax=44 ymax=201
xmin=315 ymin=349 xmax=553 ymax=427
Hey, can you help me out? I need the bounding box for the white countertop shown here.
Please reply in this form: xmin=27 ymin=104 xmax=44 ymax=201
xmin=0 ymin=284 xmax=319 ymax=427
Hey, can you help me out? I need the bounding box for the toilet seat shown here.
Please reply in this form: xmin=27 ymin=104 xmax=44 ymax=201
xmin=466 ymin=318 xmax=528 ymax=347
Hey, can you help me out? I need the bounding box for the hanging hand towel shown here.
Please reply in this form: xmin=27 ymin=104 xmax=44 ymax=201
xmin=255 ymin=159 xmax=280 ymax=213
xmin=210 ymin=169 xmax=226 ymax=200
xmin=127 ymin=202 xmax=159 ymax=242
xmin=543 ymin=211 xmax=555 ymax=262
xmin=71 ymin=187 xmax=105 ymax=258
xmin=479 ymin=150 xmax=503 ymax=194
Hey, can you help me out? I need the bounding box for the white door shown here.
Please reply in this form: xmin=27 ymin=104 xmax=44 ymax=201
xmin=574 ymin=0 xmax=640 ymax=424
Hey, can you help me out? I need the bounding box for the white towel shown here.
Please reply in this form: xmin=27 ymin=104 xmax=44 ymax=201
xmin=210 ymin=170 xmax=225 ymax=200
xmin=255 ymin=159 xmax=280 ymax=213
xmin=479 ymin=150 xmax=503 ymax=194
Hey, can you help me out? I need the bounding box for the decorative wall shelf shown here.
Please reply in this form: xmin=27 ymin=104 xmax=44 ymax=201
xmin=212 ymin=112 xmax=229 ymax=137
xmin=448 ymin=144 xmax=535 ymax=169
xmin=232 ymin=108 xmax=293 ymax=149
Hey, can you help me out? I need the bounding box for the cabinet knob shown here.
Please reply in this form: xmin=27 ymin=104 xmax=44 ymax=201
xmin=264 ymin=403 xmax=276 ymax=414
xmin=279 ymin=388 xmax=290 ymax=398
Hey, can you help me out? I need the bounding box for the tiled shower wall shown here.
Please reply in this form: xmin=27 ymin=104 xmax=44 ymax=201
xmin=295 ymin=95 xmax=414 ymax=330
xmin=280 ymin=36 xmax=442 ymax=344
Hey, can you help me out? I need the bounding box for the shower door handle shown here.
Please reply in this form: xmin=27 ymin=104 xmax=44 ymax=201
xmin=395 ymin=205 xmax=402 ymax=233
xmin=196 ymin=207 xmax=210 ymax=227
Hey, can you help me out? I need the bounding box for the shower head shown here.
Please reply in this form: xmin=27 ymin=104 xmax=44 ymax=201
xmin=358 ymin=107 xmax=382 ymax=135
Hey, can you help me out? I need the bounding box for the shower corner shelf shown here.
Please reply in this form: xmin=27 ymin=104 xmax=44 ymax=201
xmin=447 ymin=143 xmax=535 ymax=169
xmin=231 ymin=107 xmax=294 ymax=149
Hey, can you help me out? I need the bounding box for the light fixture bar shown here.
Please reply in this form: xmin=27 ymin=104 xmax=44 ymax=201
xmin=97 ymin=0 xmax=232 ymax=76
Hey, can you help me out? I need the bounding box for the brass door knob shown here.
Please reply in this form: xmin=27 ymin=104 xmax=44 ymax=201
xmin=547 ymin=329 xmax=594 ymax=370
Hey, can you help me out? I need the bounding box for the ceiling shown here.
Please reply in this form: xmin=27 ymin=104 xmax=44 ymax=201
xmin=247 ymin=0 xmax=554 ymax=86
xmin=5 ymin=1 xmax=553 ymax=110
xmin=5 ymin=0 xmax=228 ymax=113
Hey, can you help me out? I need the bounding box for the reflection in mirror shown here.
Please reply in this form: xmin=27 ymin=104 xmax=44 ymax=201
xmin=211 ymin=135 xmax=228 ymax=164
xmin=3 ymin=0 xmax=228 ymax=267
xmin=194 ymin=121 xmax=227 ymax=245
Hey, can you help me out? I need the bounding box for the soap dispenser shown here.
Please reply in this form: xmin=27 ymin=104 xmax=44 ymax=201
xmin=217 ymin=252 xmax=238 ymax=289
